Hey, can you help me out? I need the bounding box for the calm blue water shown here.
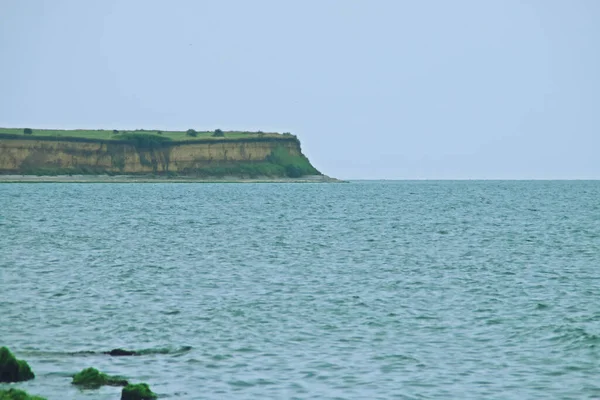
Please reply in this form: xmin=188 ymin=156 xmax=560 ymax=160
xmin=1 ymin=181 xmax=599 ymax=399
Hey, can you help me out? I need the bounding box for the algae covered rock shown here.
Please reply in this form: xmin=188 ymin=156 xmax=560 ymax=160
xmin=72 ymin=367 xmax=128 ymax=389
xmin=0 ymin=388 xmax=47 ymax=400
xmin=0 ymin=347 xmax=34 ymax=383
xmin=121 ymin=383 xmax=157 ymax=400
xmin=104 ymin=348 xmax=138 ymax=356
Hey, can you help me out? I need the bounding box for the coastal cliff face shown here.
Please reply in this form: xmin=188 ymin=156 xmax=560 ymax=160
xmin=0 ymin=135 xmax=310 ymax=175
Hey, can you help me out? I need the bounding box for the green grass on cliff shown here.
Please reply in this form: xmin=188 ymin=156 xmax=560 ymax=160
xmin=185 ymin=162 xmax=286 ymax=178
xmin=267 ymin=146 xmax=319 ymax=177
xmin=0 ymin=128 xmax=289 ymax=141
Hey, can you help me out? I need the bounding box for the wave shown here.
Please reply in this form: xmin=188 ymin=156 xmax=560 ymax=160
xmin=21 ymin=345 xmax=193 ymax=357
xmin=548 ymin=326 xmax=600 ymax=349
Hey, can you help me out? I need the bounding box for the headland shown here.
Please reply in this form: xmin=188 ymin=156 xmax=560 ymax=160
xmin=0 ymin=128 xmax=340 ymax=182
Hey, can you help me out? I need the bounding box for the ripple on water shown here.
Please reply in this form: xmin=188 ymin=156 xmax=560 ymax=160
xmin=1 ymin=181 xmax=600 ymax=399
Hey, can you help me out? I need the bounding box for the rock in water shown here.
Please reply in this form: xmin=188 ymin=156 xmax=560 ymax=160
xmin=121 ymin=383 xmax=157 ymax=400
xmin=0 ymin=388 xmax=47 ymax=400
xmin=72 ymin=367 xmax=128 ymax=389
xmin=105 ymin=348 xmax=138 ymax=356
xmin=0 ymin=347 xmax=34 ymax=383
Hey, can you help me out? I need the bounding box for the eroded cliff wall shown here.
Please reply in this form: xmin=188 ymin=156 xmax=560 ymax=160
xmin=0 ymin=135 xmax=305 ymax=175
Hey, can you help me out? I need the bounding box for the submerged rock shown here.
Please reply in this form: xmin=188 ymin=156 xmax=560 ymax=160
xmin=121 ymin=383 xmax=157 ymax=400
xmin=104 ymin=348 xmax=138 ymax=356
xmin=0 ymin=347 xmax=34 ymax=383
xmin=0 ymin=388 xmax=47 ymax=400
xmin=72 ymin=367 xmax=128 ymax=389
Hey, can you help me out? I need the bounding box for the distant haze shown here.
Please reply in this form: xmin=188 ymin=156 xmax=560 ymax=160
xmin=1 ymin=0 xmax=598 ymax=179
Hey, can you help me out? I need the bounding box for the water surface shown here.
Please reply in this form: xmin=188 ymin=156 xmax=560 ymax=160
xmin=1 ymin=181 xmax=599 ymax=399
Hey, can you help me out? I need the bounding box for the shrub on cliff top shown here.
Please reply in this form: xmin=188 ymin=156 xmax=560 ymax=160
xmin=186 ymin=129 xmax=198 ymax=137
xmin=0 ymin=388 xmax=47 ymax=400
xmin=121 ymin=383 xmax=157 ymax=400
xmin=212 ymin=129 xmax=224 ymax=137
xmin=113 ymin=133 xmax=172 ymax=149
xmin=72 ymin=367 xmax=128 ymax=389
xmin=0 ymin=347 xmax=34 ymax=383
xmin=23 ymin=128 xmax=33 ymax=135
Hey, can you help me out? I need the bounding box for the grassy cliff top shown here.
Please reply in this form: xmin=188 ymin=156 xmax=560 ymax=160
xmin=0 ymin=128 xmax=295 ymax=142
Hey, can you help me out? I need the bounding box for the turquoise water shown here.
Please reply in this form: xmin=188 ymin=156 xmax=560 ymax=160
xmin=1 ymin=181 xmax=599 ymax=399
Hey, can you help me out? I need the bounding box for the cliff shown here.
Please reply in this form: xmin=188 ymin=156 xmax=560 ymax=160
xmin=0 ymin=131 xmax=322 ymax=178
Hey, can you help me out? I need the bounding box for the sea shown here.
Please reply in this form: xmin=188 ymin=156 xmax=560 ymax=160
xmin=1 ymin=181 xmax=599 ymax=399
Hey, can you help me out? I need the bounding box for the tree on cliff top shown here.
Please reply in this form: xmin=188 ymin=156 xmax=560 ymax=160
xmin=23 ymin=128 xmax=33 ymax=135
xmin=212 ymin=129 xmax=224 ymax=137
xmin=186 ymin=129 xmax=198 ymax=137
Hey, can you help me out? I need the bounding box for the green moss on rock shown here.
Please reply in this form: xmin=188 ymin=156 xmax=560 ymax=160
xmin=0 ymin=347 xmax=34 ymax=383
xmin=121 ymin=383 xmax=157 ymax=400
xmin=0 ymin=388 xmax=46 ymax=400
xmin=72 ymin=367 xmax=128 ymax=389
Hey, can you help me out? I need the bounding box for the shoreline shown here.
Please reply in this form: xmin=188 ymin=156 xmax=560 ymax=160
xmin=0 ymin=174 xmax=345 ymax=183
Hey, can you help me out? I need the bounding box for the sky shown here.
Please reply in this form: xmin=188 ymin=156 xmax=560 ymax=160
xmin=1 ymin=0 xmax=599 ymax=179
